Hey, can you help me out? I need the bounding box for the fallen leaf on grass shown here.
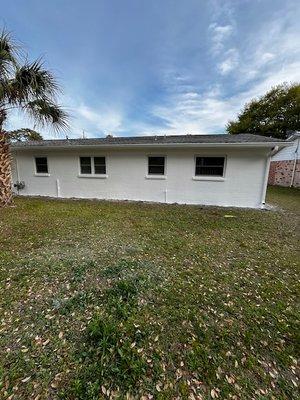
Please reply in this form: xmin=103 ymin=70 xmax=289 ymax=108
xmin=21 ymin=348 xmax=29 ymax=353
xmin=211 ymin=388 xmax=219 ymax=398
xmin=225 ymin=375 xmax=235 ymax=384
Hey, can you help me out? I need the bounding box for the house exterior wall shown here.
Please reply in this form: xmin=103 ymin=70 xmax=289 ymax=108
xmin=268 ymin=137 xmax=300 ymax=187
xmin=268 ymin=160 xmax=300 ymax=187
xmin=11 ymin=147 xmax=270 ymax=208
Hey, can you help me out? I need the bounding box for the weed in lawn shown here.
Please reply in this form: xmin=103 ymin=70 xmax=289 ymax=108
xmin=64 ymin=279 xmax=157 ymax=399
xmin=102 ymin=260 xmax=140 ymax=278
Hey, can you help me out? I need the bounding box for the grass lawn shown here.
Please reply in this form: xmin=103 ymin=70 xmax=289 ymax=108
xmin=0 ymin=187 xmax=299 ymax=400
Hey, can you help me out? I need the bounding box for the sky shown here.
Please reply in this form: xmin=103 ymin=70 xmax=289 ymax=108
xmin=1 ymin=0 xmax=300 ymax=139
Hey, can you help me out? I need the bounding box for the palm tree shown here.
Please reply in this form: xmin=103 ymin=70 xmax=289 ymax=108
xmin=0 ymin=30 xmax=68 ymax=206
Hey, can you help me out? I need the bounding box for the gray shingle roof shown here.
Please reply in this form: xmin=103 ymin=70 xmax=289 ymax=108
xmin=10 ymin=133 xmax=285 ymax=149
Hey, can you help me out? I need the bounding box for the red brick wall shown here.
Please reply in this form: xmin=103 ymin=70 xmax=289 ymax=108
xmin=268 ymin=162 xmax=276 ymax=185
xmin=268 ymin=160 xmax=300 ymax=187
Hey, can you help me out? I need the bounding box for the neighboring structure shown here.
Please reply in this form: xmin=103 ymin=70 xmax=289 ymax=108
xmin=11 ymin=134 xmax=289 ymax=209
xmin=268 ymin=132 xmax=300 ymax=187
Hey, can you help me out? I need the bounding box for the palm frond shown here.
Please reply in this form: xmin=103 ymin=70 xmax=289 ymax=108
xmin=0 ymin=30 xmax=69 ymax=135
xmin=0 ymin=30 xmax=19 ymax=78
xmin=25 ymin=99 xmax=69 ymax=132
xmin=7 ymin=59 xmax=60 ymax=105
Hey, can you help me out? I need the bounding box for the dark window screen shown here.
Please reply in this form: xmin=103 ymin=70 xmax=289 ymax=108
xmin=94 ymin=157 xmax=106 ymax=174
xmin=148 ymin=156 xmax=165 ymax=175
xmin=35 ymin=157 xmax=48 ymax=173
xmin=80 ymin=157 xmax=92 ymax=174
xmin=195 ymin=157 xmax=225 ymax=176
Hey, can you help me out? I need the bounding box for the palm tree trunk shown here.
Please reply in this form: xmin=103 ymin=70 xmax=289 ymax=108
xmin=0 ymin=130 xmax=13 ymax=207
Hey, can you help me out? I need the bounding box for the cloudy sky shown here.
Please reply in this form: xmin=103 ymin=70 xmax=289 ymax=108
xmin=1 ymin=0 xmax=300 ymax=138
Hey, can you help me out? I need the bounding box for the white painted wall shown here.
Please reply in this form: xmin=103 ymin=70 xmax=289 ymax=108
xmin=11 ymin=146 xmax=270 ymax=208
xmin=272 ymin=137 xmax=300 ymax=161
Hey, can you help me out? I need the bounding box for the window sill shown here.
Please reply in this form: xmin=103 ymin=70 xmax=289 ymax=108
xmin=192 ymin=176 xmax=225 ymax=182
xmin=34 ymin=173 xmax=50 ymax=177
xmin=145 ymin=175 xmax=166 ymax=180
xmin=78 ymin=174 xmax=108 ymax=179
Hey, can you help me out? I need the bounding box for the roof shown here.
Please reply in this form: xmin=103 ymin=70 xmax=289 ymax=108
xmin=287 ymin=131 xmax=300 ymax=141
xmin=10 ymin=134 xmax=288 ymax=150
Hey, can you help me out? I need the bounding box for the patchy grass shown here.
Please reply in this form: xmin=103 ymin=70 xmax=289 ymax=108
xmin=0 ymin=187 xmax=299 ymax=399
xmin=267 ymin=185 xmax=300 ymax=213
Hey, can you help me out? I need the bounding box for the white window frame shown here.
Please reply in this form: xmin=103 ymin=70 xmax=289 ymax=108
xmin=78 ymin=156 xmax=108 ymax=179
xmin=145 ymin=155 xmax=167 ymax=179
xmin=192 ymin=155 xmax=227 ymax=181
xmin=33 ymin=156 xmax=50 ymax=177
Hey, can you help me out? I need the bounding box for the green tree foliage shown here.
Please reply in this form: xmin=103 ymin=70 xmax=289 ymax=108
xmin=227 ymin=83 xmax=300 ymax=139
xmin=7 ymin=128 xmax=43 ymax=142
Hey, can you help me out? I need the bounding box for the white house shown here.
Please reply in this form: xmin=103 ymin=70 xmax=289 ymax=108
xmin=268 ymin=132 xmax=300 ymax=187
xmin=10 ymin=134 xmax=288 ymax=208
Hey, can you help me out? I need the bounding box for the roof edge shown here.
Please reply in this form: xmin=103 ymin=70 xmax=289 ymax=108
xmin=10 ymin=141 xmax=291 ymax=151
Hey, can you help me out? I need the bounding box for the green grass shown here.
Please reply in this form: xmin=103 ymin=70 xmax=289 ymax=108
xmin=0 ymin=187 xmax=299 ymax=399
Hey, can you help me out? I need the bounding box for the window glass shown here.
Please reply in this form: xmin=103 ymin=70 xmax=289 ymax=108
xmin=35 ymin=157 xmax=48 ymax=173
xmin=80 ymin=157 xmax=92 ymax=174
xmin=195 ymin=157 xmax=225 ymax=176
xmin=94 ymin=157 xmax=106 ymax=174
xmin=148 ymin=156 xmax=165 ymax=175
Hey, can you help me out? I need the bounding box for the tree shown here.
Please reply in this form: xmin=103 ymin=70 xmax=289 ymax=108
xmin=226 ymin=83 xmax=300 ymax=139
xmin=0 ymin=30 xmax=68 ymax=206
xmin=7 ymin=128 xmax=43 ymax=142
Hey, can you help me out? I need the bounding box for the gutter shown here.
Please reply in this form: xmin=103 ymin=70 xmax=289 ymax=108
xmin=290 ymin=137 xmax=300 ymax=187
xmin=260 ymin=146 xmax=279 ymax=207
xmin=10 ymin=141 xmax=291 ymax=151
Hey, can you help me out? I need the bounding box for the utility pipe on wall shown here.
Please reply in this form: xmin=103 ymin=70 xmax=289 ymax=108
xmin=56 ymin=179 xmax=61 ymax=197
xmin=14 ymin=151 xmax=20 ymax=195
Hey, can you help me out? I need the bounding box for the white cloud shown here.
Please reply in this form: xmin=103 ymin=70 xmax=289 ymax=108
xmin=4 ymin=102 xmax=125 ymax=140
xmin=150 ymin=57 xmax=300 ymax=136
xmin=233 ymin=8 xmax=300 ymax=86
xmin=76 ymin=104 xmax=123 ymax=135
xmin=209 ymin=23 xmax=234 ymax=54
xmin=218 ymin=48 xmax=239 ymax=75
xmin=261 ymin=52 xmax=275 ymax=63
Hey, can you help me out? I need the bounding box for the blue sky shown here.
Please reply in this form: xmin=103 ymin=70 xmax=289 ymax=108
xmin=1 ymin=0 xmax=300 ymax=138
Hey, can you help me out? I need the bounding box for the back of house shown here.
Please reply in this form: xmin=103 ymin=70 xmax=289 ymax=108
xmin=268 ymin=132 xmax=300 ymax=187
xmin=10 ymin=133 xmax=289 ymax=208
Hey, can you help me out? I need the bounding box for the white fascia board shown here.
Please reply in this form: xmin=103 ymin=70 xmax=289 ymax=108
xmin=10 ymin=141 xmax=291 ymax=152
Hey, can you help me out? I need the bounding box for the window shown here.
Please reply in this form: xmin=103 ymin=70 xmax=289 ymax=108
xmin=35 ymin=157 xmax=48 ymax=174
xmin=80 ymin=156 xmax=106 ymax=175
xmin=195 ymin=157 xmax=225 ymax=176
xmin=80 ymin=157 xmax=92 ymax=174
xmin=148 ymin=156 xmax=165 ymax=175
xmin=94 ymin=157 xmax=106 ymax=174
